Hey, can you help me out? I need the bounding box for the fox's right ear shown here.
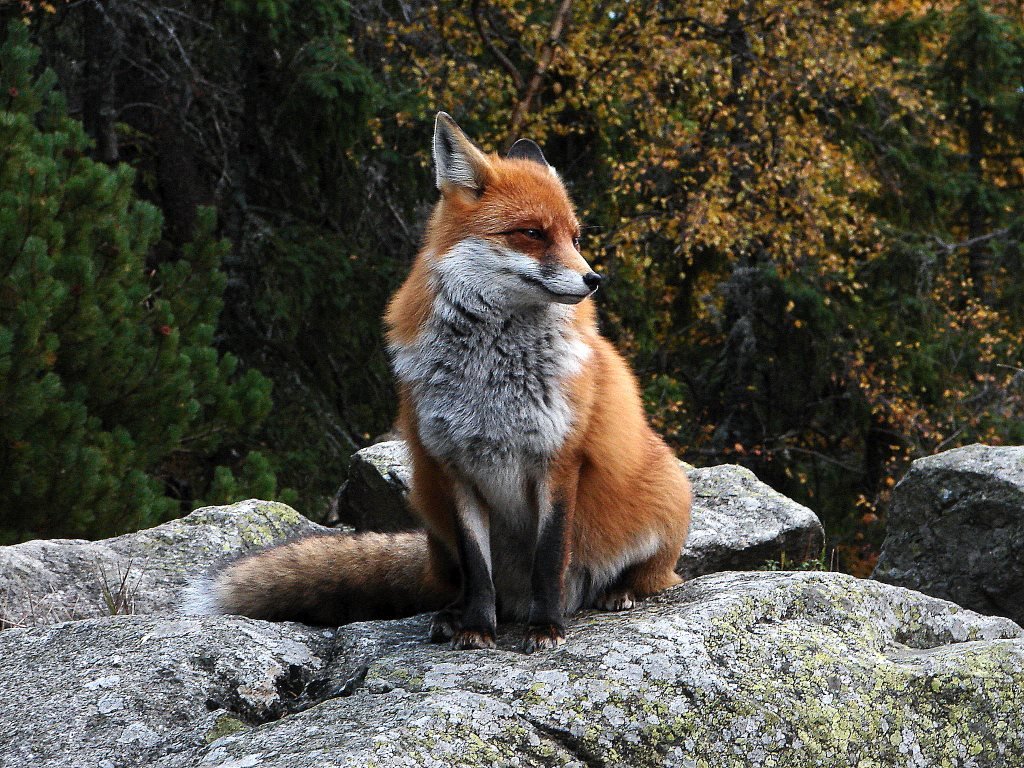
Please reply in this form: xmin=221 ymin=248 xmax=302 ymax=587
xmin=433 ymin=112 xmax=491 ymax=194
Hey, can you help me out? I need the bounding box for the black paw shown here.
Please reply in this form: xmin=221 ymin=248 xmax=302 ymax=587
xmin=522 ymin=623 xmax=565 ymax=654
xmin=451 ymin=628 xmax=497 ymax=650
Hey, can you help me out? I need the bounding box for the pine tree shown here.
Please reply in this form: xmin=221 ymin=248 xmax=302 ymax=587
xmin=0 ymin=23 xmax=274 ymax=542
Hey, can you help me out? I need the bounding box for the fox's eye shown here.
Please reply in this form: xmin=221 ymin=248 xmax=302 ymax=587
xmin=520 ymin=228 xmax=544 ymax=241
xmin=572 ymin=236 xmax=581 ymax=251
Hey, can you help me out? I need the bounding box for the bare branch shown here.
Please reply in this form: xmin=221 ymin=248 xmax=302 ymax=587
xmin=471 ymin=0 xmax=524 ymax=91
xmin=506 ymin=0 xmax=573 ymax=148
xmin=930 ymin=226 xmax=1012 ymax=255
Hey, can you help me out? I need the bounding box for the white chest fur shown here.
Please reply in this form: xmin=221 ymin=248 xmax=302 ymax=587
xmin=390 ymin=241 xmax=590 ymax=506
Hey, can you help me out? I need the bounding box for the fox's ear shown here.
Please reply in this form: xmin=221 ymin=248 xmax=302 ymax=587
xmin=433 ymin=112 xmax=491 ymax=193
xmin=507 ymin=139 xmax=549 ymax=167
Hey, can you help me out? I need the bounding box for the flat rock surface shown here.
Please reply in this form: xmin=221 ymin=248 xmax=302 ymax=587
xmin=1 ymin=571 xmax=1020 ymax=768
xmin=874 ymin=444 xmax=1024 ymax=624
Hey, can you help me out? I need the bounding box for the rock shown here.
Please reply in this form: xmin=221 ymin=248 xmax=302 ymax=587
xmin=0 ymin=614 xmax=335 ymax=768
xmin=333 ymin=439 xmax=825 ymax=573
xmin=679 ymin=464 xmax=823 ymax=578
xmin=1 ymin=568 xmax=1021 ymax=767
xmin=331 ymin=440 xmax=415 ymax=531
xmin=873 ymin=443 xmax=1024 ymax=625
xmin=0 ymin=454 xmax=823 ymax=632
xmin=0 ymin=500 xmax=325 ymax=628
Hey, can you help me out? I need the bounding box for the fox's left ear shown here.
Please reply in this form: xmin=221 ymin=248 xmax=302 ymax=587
xmin=433 ymin=112 xmax=492 ymax=194
xmin=507 ymin=139 xmax=549 ymax=167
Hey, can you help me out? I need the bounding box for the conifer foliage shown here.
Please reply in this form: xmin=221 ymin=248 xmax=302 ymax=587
xmin=2 ymin=1 xmax=1022 ymax=572
xmin=0 ymin=24 xmax=274 ymax=542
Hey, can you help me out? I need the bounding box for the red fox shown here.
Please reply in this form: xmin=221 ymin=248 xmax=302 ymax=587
xmin=184 ymin=113 xmax=692 ymax=652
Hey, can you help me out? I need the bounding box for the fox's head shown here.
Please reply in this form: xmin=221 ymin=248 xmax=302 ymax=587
xmin=425 ymin=112 xmax=602 ymax=308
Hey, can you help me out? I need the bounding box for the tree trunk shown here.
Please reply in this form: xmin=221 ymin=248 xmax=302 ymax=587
xmin=82 ymin=0 xmax=121 ymax=164
xmin=964 ymin=94 xmax=989 ymax=302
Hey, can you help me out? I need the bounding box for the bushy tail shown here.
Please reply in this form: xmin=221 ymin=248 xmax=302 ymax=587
xmin=182 ymin=530 xmax=457 ymax=625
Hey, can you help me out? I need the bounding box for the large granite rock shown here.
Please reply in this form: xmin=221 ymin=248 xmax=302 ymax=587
xmin=873 ymin=444 xmax=1024 ymax=625
xmin=0 ymin=500 xmax=325 ymax=628
xmin=0 ymin=615 xmax=335 ymax=768
xmin=680 ymin=464 xmax=822 ymax=577
xmin=331 ymin=440 xmax=413 ymax=531
xmin=1 ymin=569 xmax=1020 ymax=768
xmin=331 ymin=440 xmax=825 ymax=574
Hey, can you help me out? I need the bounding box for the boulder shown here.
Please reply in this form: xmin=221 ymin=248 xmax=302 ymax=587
xmin=873 ymin=444 xmax=1024 ymax=625
xmin=0 ymin=500 xmax=325 ymax=628
xmin=0 ymin=615 xmax=335 ymax=768
xmin=331 ymin=440 xmax=414 ymax=531
xmin=332 ymin=440 xmax=826 ymax=573
xmin=680 ymin=464 xmax=823 ymax=578
xmin=1 ymin=569 xmax=1020 ymax=767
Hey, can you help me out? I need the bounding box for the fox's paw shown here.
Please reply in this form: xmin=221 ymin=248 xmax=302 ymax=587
xmin=451 ymin=628 xmax=496 ymax=650
xmin=596 ymin=588 xmax=636 ymax=612
xmin=522 ymin=623 xmax=566 ymax=654
xmin=430 ymin=609 xmax=461 ymax=643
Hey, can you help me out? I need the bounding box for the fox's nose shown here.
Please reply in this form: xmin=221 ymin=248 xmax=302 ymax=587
xmin=583 ymin=272 xmax=604 ymax=290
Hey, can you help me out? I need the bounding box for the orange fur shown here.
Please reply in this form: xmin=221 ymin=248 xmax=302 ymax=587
xmin=389 ymin=124 xmax=691 ymax=613
xmin=188 ymin=116 xmax=691 ymax=648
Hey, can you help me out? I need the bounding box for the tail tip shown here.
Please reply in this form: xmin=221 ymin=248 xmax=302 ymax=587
xmin=179 ymin=575 xmax=225 ymax=616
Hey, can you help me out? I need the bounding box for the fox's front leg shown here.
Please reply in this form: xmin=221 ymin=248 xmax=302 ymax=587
xmin=449 ymin=482 xmax=497 ymax=650
xmin=523 ymin=480 xmax=572 ymax=653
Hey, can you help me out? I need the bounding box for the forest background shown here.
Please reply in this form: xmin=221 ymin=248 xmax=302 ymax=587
xmin=1 ymin=0 xmax=1022 ymax=576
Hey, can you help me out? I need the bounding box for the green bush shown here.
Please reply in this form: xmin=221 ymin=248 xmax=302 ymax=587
xmin=0 ymin=23 xmax=274 ymax=542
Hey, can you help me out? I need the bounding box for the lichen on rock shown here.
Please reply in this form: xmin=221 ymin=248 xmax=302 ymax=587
xmin=0 ymin=454 xmax=1021 ymax=767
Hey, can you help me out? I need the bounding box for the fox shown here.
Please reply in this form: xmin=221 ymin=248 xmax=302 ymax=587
xmin=184 ymin=113 xmax=692 ymax=652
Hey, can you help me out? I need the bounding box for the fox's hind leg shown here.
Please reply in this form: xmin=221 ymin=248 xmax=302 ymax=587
xmin=595 ymin=587 xmax=636 ymax=612
xmin=596 ymin=461 xmax=690 ymax=611
xmin=595 ymin=543 xmax=683 ymax=612
xmin=629 ymin=545 xmax=684 ymax=596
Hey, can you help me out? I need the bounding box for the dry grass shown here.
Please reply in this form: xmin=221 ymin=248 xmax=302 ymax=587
xmin=0 ymin=556 xmax=147 ymax=631
xmin=96 ymin=557 xmax=146 ymax=617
